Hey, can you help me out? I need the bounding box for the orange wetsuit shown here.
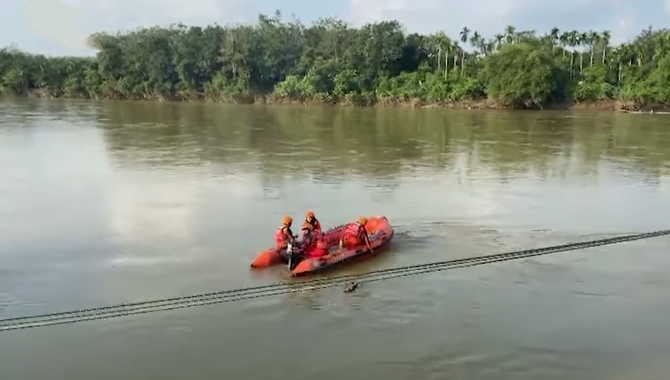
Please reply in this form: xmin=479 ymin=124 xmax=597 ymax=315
xmin=341 ymin=222 xmax=368 ymax=248
xmin=305 ymin=211 xmax=322 ymax=233
xmin=275 ymin=225 xmax=294 ymax=249
xmin=305 ymin=232 xmax=328 ymax=258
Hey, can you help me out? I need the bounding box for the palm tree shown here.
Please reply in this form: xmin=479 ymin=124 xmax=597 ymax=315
xmin=437 ymin=44 xmax=441 ymax=71
xmin=579 ymin=32 xmax=587 ymax=72
xmin=451 ymin=41 xmax=462 ymax=75
xmin=588 ymin=30 xmax=599 ymax=66
xmin=460 ymin=26 xmax=470 ymax=45
xmin=566 ymin=31 xmax=578 ymax=75
xmin=495 ymin=34 xmax=504 ymax=50
xmin=634 ymin=43 xmax=644 ymax=66
xmin=620 ymin=43 xmax=634 ymax=66
xmin=516 ymin=30 xmax=535 ymax=44
xmin=457 ymin=28 xmax=469 ymax=74
xmin=609 ymin=49 xmax=623 ymax=86
xmin=601 ymin=31 xmax=611 ymax=64
xmin=451 ymin=41 xmax=458 ymax=70
xmin=559 ymin=32 xmax=570 ymax=58
xmin=486 ymin=40 xmax=495 ymax=54
xmin=445 ymin=48 xmax=450 ymax=79
xmin=431 ymin=32 xmax=450 ymax=77
xmin=611 ymin=45 xmax=628 ymax=85
xmin=471 ymin=31 xmax=483 ymax=54
xmin=550 ymin=27 xmax=560 ymax=50
xmin=504 ymin=25 xmax=516 ymax=43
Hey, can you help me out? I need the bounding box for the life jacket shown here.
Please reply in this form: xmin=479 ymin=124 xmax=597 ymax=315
xmin=307 ymin=233 xmax=328 ymax=258
xmin=315 ymin=237 xmax=328 ymax=251
xmin=307 ymin=217 xmax=322 ymax=232
xmin=345 ymin=222 xmax=365 ymax=238
xmin=302 ymin=230 xmax=315 ymax=249
xmin=275 ymin=225 xmax=292 ymax=247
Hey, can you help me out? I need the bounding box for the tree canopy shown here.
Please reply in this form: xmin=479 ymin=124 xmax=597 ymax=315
xmin=1 ymin=12 xmax=669 ymax=108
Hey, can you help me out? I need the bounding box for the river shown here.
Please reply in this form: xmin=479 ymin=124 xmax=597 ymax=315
xmin=1 ymin=99 xmax=669 ymax=380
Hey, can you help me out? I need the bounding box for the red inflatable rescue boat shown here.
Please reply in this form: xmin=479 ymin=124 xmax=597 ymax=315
xmin=250 ymin=216 xmax=394 ymax=276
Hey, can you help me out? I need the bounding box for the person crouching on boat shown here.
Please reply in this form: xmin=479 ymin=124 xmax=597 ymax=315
xmin=305 ymin=210 xmax=322 ymax=232
xmin=302 ymin=223 xmax=328 ymax=258
xmin=339 ymin=216 xmax=372 ymax=251
xmin=275 ymin=215 xmax=298 ymax=250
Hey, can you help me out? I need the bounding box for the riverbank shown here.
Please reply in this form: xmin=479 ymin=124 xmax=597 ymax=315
xmin=4 ymin=16 xmax=670 ymax=115
xmin=7 ymin=89 xmax=667 ymax=112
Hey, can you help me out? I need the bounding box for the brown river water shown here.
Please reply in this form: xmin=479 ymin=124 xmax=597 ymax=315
xmin=0 ymin=99 xmax=669 ymax=380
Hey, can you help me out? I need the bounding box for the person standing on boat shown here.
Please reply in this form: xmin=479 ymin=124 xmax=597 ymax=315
xmin=339 ymin=216 xmax=372 ymax=251
xmin=275 ymin=216 xmax=297 ymax=250
xmin=305 ymin=210 xmax=322 ymax=232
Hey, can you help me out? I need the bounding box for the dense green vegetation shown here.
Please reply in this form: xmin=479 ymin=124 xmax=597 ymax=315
xmin=1 ymin=11 xmax=670 ymax=109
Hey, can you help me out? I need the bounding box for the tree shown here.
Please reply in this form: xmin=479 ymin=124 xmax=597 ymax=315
xmin=1 ymin=14 xmax=670 ymax=109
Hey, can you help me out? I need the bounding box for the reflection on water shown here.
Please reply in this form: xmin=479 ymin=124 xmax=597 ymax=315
xmin=0 ymin=98 xmax=669 ymax=380
xmin=91 ymin=101 xmax=670 ymax=180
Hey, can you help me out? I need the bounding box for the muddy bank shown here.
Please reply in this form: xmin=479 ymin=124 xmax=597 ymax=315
xmin=7 ymin=89 xmax=669 ymax=112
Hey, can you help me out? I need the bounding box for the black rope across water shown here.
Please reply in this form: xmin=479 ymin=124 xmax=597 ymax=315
xmin=1 ymin=229 xmax=668 ymax=332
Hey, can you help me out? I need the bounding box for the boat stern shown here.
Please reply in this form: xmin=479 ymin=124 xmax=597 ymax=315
xmin=250 ymin=248 xmax=282 ymax=269
xmin=291 ymin=258 xmax=321 ymax=276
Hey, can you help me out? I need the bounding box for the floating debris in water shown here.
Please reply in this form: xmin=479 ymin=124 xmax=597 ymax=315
xmin=343 ymin=282 xmax=359 ymax=293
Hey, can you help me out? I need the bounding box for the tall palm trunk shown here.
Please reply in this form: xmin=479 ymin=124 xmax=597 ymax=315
xmin=444 ymin=52 xmax=448 ymax=79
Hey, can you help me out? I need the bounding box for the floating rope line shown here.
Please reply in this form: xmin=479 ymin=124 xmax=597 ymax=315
xmin=1 ymin=229 xmax=668 ymax=332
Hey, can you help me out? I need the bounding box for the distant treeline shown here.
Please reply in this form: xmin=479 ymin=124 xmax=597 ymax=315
xmin=1 ymin=11 xmax=669 ymax=109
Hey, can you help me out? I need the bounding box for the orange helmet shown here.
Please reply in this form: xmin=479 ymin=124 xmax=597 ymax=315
xmin=301 ymin=222 xmax=313 ymax=231
xmin=305 ymin=211 xmax=315 ymax=219
xmin=358 ymin=216 xmax=368 ymax=225
xmin=282 ymin=216 xmax=293 ymax=225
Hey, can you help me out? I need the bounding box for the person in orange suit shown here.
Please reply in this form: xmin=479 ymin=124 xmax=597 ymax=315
xmin=307 ymin=234 xmax=329 ymax=258
xmin=301 ymin=222 xmax=316 ymax=248
xmin=304 ymin=210 xmax=322 ymax=232
xmin=274 ymin=215 xmax=297 ymax=250
xmin=340 ymin=216 xmax=372 ymax=251
xmin=302 ymin=223 xmax=328 ymax=258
